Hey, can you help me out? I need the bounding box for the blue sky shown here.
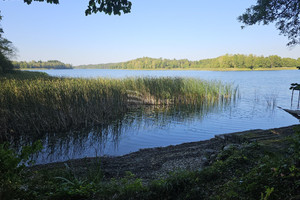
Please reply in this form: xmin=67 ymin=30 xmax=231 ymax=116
xmin=1 ymin=0 xmax=300 ymax=65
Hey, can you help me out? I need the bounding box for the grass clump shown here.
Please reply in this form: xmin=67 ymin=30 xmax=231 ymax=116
xmin=0 ymin=71 xmax=236 ymax=137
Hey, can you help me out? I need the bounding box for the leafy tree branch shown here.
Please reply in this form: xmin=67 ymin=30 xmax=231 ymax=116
xmin=239 ymin=0 xmax=300 ymax=46
xmin=23 ymin=0 xmax=132 ymax=16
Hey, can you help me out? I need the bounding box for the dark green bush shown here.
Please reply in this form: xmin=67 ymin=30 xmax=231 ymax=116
xmin=0 ymin=141 xmax=42 ymax=200
xmin=0 ymin=52 xmax=13 ymax=74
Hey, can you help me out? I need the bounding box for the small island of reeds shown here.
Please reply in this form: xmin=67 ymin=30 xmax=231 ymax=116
xmin=0 ymin=71 xmax=237 ymax=138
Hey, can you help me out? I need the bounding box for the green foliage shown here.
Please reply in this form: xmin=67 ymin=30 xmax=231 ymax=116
xmin=23 ymin=0 xmax=132 ymax=16
xmin=76 ymin=54 xmax=300 ymax=70
xmin=289 ymin=128 xmax=300 ymax=164
xmin=12 ymin=60 xmax=73 ymax=69
xmin=213 ymin=134 xmax=300 ymax=200
xmin=0 ymin=12 xmax=14 ymax=74
xmin=46 ymin=169 xmax=146 ymax=200
xmin=85 ymin=0 xmax=132 ymax=15
xmin=239 ymin=0 xmax=300 ymax=46
xmin=52 ymin=175 xmax=97 ymax=199
xmin=0 ymin=51 xmax=13 ymax=74
xmin=260 ymin=187 xmax=274 ymax=200
xmin=0 ymin=13 xmax=15 ymax=59
xmin=0 ymin=141 xmax=42 ymax=200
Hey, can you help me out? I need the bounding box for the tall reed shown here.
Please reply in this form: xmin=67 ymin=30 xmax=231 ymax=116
xmin=0 ymin=72 xmax=237 ymax=137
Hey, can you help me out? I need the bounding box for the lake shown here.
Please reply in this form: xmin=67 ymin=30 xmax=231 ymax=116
xmin=30 ymin=69 xmax=299 ymax=164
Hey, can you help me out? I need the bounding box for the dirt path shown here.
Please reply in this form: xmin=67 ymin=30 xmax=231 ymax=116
xmin=32 ymin=124 xmax=299 ymax=180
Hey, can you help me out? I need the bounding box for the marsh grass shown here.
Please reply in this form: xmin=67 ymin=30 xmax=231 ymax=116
xmin=0 ymin=71 xmax=237 ymax=137
xmin=264 ymin=92 xmax=278 ymax=109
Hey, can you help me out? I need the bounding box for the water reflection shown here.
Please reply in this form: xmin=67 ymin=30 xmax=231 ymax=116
xmin=30 ymin=100 xmax=232 ymax=164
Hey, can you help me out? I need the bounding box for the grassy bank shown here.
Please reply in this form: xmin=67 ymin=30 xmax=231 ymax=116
xmin=0 ymin=71 xmax=237 ymax=137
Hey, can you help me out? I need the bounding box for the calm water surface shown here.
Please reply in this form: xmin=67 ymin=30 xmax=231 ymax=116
xmin=31 ymin=69 xmax=299 ymax=164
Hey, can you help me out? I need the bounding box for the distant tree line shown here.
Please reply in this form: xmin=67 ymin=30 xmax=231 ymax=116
xmin=77 ymin=54 xmax=300 ymax=70
xmin=12 ymin=60 xmax=73 ymax=69
xmin=75 ymin=63 xmax=117 ymax=69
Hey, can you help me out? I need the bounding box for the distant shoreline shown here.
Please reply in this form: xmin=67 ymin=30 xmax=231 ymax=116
xmin=28 ymin=67 xmax=298 ymax=71
xmin=18 ymin=68 xmax=73 ymax=70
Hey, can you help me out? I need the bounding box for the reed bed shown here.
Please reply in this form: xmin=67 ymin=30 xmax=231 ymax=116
xmin=0 ymin=72 xmax=237 ymax=137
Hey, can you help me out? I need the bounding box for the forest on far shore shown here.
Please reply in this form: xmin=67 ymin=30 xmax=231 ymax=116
xmin=76 ymin=54 xmax=300 ymax=70
xmin=12 ymin=60 xmax=73 ymax=69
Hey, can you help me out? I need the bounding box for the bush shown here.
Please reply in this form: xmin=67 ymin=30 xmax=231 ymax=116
xmin=0 ymin=141 xmax=42 ymax=200
xmin=0 ymin=52 xmax=13 ymax=74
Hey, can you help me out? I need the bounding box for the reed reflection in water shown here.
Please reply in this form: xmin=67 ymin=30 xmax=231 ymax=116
xmin=33 ymin=100 xmax=233 ymax=164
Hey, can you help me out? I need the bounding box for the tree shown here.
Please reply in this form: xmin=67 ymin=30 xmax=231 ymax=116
xmin=0 ymin=13 xmax=14 ymax=73
xmin=239 ymin=0 xmax=300 ymax=46
xmin=0 ymin=14 xmax=15 ymax=59
xmin=23 ymin=0 xmax=132 ymax=16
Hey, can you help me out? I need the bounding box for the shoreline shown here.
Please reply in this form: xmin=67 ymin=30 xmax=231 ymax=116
xmin=32 ymin=124 xmax=299 ymax=180
xmin=24 ymin=67 xmax=298 ymax=71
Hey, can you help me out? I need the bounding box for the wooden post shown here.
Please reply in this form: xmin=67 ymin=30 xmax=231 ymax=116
xmin=291 ymin=89 xmax=294 ymax=107
xmin=298 ymin=90 xmax=300 ymax=109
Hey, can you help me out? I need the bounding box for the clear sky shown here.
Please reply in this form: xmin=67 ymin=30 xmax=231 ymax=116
xmin=1 ymin=0 xmax=300 ymax=65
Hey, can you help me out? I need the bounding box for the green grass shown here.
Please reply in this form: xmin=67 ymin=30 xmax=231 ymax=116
xmin=0 ymin=71 xmax=237 ymax=136
xmin=0 ymin=70 xmax=50 ymax=79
